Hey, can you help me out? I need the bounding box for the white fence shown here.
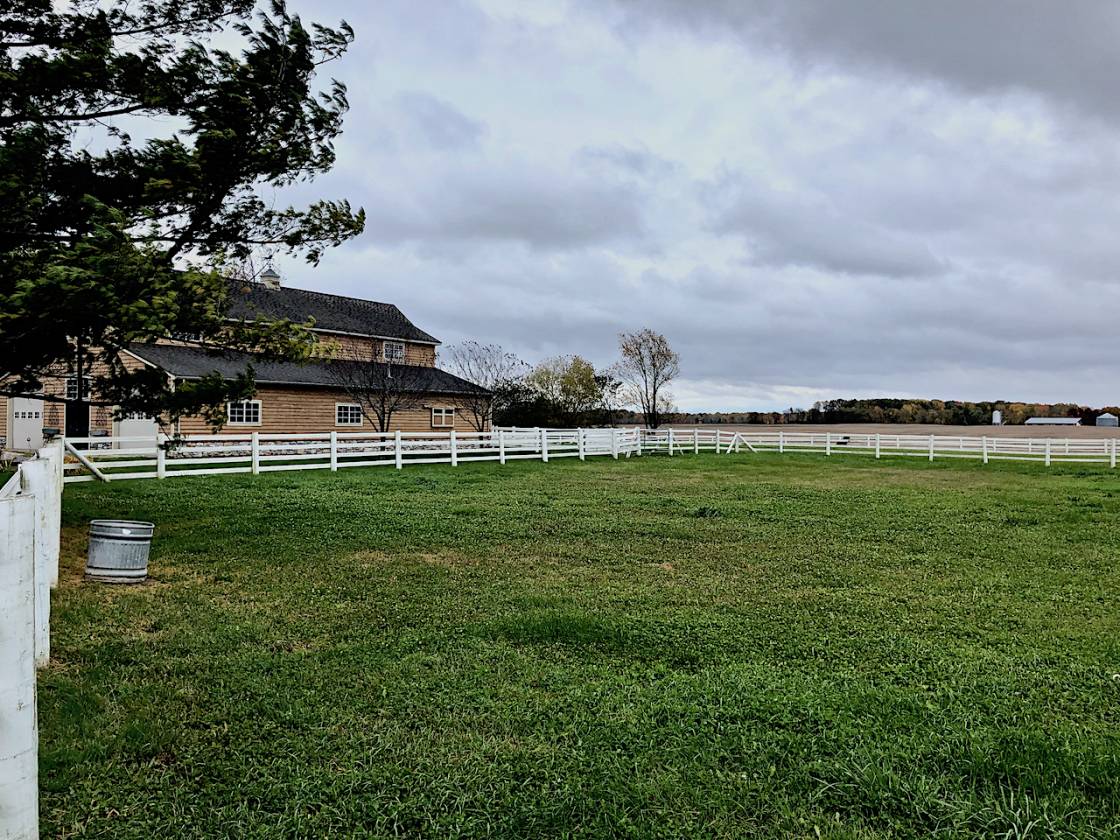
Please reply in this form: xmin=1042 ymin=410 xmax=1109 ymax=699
xmin=58 ymin=426 xmax=1119 ymax=483
xmin=0 ymin=441 xmax=62 ymax=839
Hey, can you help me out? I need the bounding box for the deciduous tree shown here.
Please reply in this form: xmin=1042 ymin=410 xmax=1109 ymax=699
xmin=616 ymin=329 xmax=679 ymax=428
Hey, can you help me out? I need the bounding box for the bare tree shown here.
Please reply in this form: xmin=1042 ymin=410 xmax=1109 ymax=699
xmin=328 ymin=345 xmax=428 ymax=433
xmin=616 ymin=329 xmax=680 ymax=428
xmin=442 ymin=341 xmax=527 ymax=431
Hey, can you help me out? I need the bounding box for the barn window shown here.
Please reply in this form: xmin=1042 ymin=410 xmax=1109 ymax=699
xmin=383 ymin=341 xmax=406 ymax=363
xmin=335 ymin=403 xmax=363 ymax=426
xmin=65 ymin=375 xmax=92 ymax=401
xmin=226 ymin=400 xmax=262 ymax=425
xmin=431 ymin=407 xmax=455 ymax=428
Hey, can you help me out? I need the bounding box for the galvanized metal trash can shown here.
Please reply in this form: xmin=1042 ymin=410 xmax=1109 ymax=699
xmin=86 ymin=520 xmax=154 ymax=584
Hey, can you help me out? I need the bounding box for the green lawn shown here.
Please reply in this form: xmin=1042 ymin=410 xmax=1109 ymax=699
xmin=43 ymin=453 xmax=1120 ymax=838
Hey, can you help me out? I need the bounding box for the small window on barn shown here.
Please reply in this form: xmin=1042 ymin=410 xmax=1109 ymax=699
xmin=65 ymin=375 xmax=92 ymax=401
xmin=383 ymin=341 xmax=406 ymax=363
xmin=336 ymin=403 xmax=363 ymax=426
xmin=431 ymin=407 xmax=455 ymax=428
xmin=227 ymin=399 xmax=261 ymax=425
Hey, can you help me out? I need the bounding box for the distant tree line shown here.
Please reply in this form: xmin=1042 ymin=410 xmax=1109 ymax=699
xmin=671 ymin=399 xmax=1120 ymax=426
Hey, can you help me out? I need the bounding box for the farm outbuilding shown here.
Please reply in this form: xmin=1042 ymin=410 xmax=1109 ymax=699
xmin=1096 ymin=412 xmax=1118 ymax=427
xmin=1024 ymin=417 xmax=1081 ymax=426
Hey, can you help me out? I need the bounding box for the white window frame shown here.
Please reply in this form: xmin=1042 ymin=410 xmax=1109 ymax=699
xmin=383 ymin=341 xmax=406 ymax=363
xmin=65 ymin=375 xmax=92 ymax=401
xmin=226 ymin=399 xmax=262 ymax=426
xmin=431 ymin=407 xmax=455 ymax=428
xmin=335 ymin=403 xmax=363 ymax=427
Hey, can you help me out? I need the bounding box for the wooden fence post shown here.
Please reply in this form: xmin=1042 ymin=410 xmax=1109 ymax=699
xmin=329 ymin=431 xmax=338 ymax=472
xmin=778 ymin=431 xmax=784 ymax=454
xmin=498 ymin=429 xmax=506 ymax=465
xmin=250 ymin=432 xmax=260 ymax=475
xmin=826 ymin=432 xmax=831 ymax=456
xmin=540 ymin=428 xmax=549 ymax=463
xmin=450 ymin=429 xmax=458 ymax=467
xmin=0 ymin=493 xmax=39 ymax=840
xmin=693 ymin=431 xmax=699 ymax=455
xmin=667 ymin=428 xmax=674 ymax=456
xmin=1045 ymin=439 xmax=1051 ymax=467
xmin=578 ymin=429 xmax=585 ymax=461
xmin=635 ymin=428 xmax=643 ymax=456
xmin=875 ymin=433 xmax=881 ymax=459
xmin=1111 ymin=438 xmax=1116 ymax=469
xmin=395 ymin=431 xmax=403 ymax=469
xmin=611 ymin=429 xmax=619 ymax=460
xmin=19 ymin=461 xmax=52 ymax=667
xmin=982 ymin=436 xmax=988 ymax=465
xmin=928 ymin=435 xmax=934 ymax=462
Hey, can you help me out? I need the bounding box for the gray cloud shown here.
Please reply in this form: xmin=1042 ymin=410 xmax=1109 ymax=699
xmin=271 ymin=0 xmax=1120 ymax=409
xmin=598 ymin=0 xmax=1120 ymax=122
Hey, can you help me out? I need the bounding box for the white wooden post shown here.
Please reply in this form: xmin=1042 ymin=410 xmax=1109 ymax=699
xmin=578 ymin=429 xmax=585 ymax=461
xmin=1111 ymin=438 xmax=1116 ymax=469
xmin=1045 ymin=439 xmax=1051 ymax=467
xmin=611 ymin=428 xmax=619 ymax=459
xmin=19 ymin=461 xmax=52 ymax=667
xmin=394 ymin=431 xmax=403 ymax=469
xmin=693 ymin=431 xmax=699 ymax=455
xmin=982 ymin=436 xmax=989 ymax=465
xmin=875 ymin=433 xmax=881 ymax=459
xmin=635 ymin=428 xmax=643 ymax=456
xmin=0 ymin=493 xmax=39 ymax=840
xmin=450 ymin=429 xmax=458 ymax=466
xmin=779 ymin=431 xmax=784 ymax=454
xmin=928 ymin=435 xmax=935 ymax=462
xmin=540 ymin=428 xmax=549 ymax=463
xmin=329 ymin=431 xmax=338 ymax=472
xmin=250 ymin=432 xmax=260 ymax=475
xmin=498 ymin=429 xmax=506 ymax=465
xmin=35 ymin=446 xmax=62 ymax=589
xmin=667 ymin=428 xmax=674 ymax=456
xmin=715 ymin=432 xmax=720 ymax=455
xmin=156 ymin=436 xmax=166 ymax=479
xmin=826 ymin=432 xmax=831 ymax=456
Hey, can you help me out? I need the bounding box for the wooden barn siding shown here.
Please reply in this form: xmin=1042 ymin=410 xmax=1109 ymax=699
xmin=315 ymin=334 xmax=437 ymax=367
xmin=176 ymin=385 xmax=487 ymax=435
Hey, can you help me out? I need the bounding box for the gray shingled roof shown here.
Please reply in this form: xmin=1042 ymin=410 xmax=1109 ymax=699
xmin=127 ymin=343 xmax=489 ymax=395
xmin=225 ymin=280 xmax=440 ymax=344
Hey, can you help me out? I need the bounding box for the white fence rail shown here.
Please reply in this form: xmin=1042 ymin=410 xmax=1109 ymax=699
xmin=59 ymin=426 xmax=1120 ymax=484
xmin=1 ymin=441 xmax=62 ymax=839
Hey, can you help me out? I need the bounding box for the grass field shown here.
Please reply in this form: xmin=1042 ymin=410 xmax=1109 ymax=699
xmin=43 ymin=453 xmax=1120 ymax=838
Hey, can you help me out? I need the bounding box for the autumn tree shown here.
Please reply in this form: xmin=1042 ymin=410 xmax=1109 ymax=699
xmin=442 ymin=341 xmax=527 ymax=431
xmin=327 ymin=347 xmax=428 ymax=433
xmin=526 ymin=355 xmax=605 ymax=426
xmin=616 ymin=329 xmax=679 ymax=428
xmin=0 ymin=0 xmax=364 ymax=426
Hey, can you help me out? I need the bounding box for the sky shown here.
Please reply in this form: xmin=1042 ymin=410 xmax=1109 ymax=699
xmin=272 ymin=0 xmax=1120 ymax=411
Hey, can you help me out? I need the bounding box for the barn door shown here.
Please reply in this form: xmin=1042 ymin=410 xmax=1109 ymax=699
xmin=8 ymin=397 xmax=45 ymax=451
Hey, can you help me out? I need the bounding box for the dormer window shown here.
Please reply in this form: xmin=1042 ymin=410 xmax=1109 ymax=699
xmin=383 ymin=341 xmax=406 ymax=363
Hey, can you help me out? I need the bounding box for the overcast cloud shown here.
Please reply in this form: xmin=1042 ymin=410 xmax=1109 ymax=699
xmin=274 ymin=0 xmax=1120 ymax=410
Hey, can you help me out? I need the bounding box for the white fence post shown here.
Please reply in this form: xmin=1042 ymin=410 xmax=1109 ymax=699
xmin=395 ymin=431 xmax=403 ymax=469
xmin=0 ymin=493 xmax=39 ymax=840
xmin=35 ymin=446 xmax=62 ymax=589
xmin=826 ymin=432 xmax=831 ymax=456
xmin=450 ymin=429 xmax=458 ymax=467
xmin=329 ymin=431 xmax=338 ymax=472
xmin=635 ymin=428 xmax=643 ymax=456
xmin=982 ymin=436 xmax=989 ymax=465
xmin=778 ymin=431 xmax=784 ymax=454
xmin=578 ymin=429 xmax=586 ymax=461
xmin=250 ymin=432 xmax=260 ymax=475
xmin=1111 ymin=438 xmax=1116 ymax=469
xmin=875 ymin=433 xmax=881 ymax=459
xmin=611 ymin=429 xmax=619 ymax=460
xmin=928 ymin=435 xmax=935 ymax=462
xmin=1045 ymin=439 xmax=1051 ymax=467
xmin=667 ymin=428 xmax=674 ymax=456
xmin=498 ymin=429 xmax=506 ymax=465
xmin=693 ymin=431 xmax=699 ymax=455
xmin=156 ymin=433 xmax=167 ymax=479
xmin=540 ymin=428 xmax=549 ymax=463
xmin=19 ymin=461 xmax=52 ymax=668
